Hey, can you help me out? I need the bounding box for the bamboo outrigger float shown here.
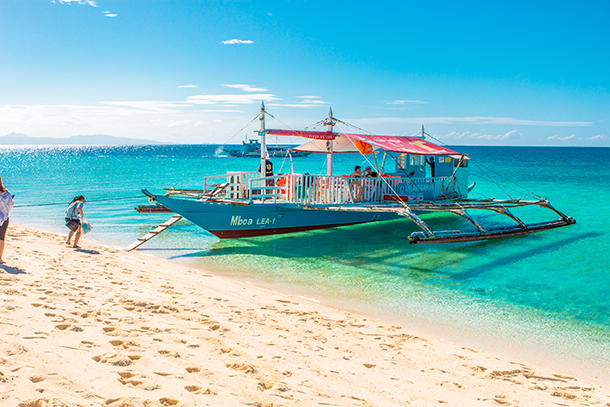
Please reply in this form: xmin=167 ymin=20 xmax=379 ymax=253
xmin=137 ymin=104 xmax=574 ymax=246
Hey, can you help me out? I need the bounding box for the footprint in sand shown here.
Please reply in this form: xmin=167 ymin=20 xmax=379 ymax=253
xmin=158 ymin=350 xmax=180 ymax=358
xmin=29 ymin=375 xmax=45 ymax=383
xmin=159 ymin=398 xmax=179 ymax=406
xmin=116 ymin=371 xmax=159 ymax=390
xmin=102 ymin=326 xmax=120 ymax=336
xmin=92 ymin=353 xmax=133 ymax=367
xmin=184 ymin=385 xmax=202 ymax=393
xmin=185 ymin=367 xmax=200 ymax=373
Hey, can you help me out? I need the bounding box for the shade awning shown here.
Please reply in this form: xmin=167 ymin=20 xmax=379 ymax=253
xmin=341 ymin=133 xmax=460 ymax=156
xmin=292 ymin=135 xmax=360 ymax=153
xmin=267 ymin=129 xmax=460 ymax=156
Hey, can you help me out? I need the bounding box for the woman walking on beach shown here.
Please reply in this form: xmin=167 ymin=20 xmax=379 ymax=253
xmin=65 ymin=195 xmax=86 ymax=248
xmin=0 ymin=177 xmax=14 ymax=264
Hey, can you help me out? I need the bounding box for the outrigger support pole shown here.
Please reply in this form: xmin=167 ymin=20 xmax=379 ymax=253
xmin=447 ymin=207 xmax=487 ymax=233
xmin=309 ymin=198 xmax=575 ymax=245
xmin=326 ymin=107 xmax=335 ymax=176
xmin=259 ymin=102 xmax=267 ymax=179
xmin=407 ymin=199 xmax=575 ymax=244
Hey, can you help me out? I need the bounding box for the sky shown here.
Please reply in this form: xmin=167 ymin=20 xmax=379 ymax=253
xmin=1 ymin=0 xmax=609 ymax=146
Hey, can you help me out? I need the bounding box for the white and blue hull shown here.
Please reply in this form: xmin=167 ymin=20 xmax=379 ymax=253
xmin=151 ymin=194 xmax=401 ymax=238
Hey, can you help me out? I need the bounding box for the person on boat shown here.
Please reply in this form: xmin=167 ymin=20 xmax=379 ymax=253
xmin=0 ymin=177 xmax=14 ymax=264
xmin=362 ymin=166 xmax=372 ymax=177
xmin=349 ymin=166 xmax=362 ymax=178
xmin=258 ymin=159 xmax=274 ymax=187
xmin=425 ymin=156 xmax=436 ymax=178
xmin=65 ymin=195 xmax=86 ymax=248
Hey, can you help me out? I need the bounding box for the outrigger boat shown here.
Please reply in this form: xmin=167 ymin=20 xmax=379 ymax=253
xmin=142 ymin=104 xmax=574 ymax=244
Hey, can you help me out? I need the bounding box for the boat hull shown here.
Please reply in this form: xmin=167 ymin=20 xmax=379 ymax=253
xmin=151 ymin=195 xmax=401 ymax=238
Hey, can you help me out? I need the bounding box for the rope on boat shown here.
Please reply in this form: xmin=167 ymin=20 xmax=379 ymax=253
xmin=411 ymin=128 xmax=544 ymax=202
xmin=14 ymin=195 xmax=143 ymax=208
xmin=168 ymin=112 xmax=263 ymax=190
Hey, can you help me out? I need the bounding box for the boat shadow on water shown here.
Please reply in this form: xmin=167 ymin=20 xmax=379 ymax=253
xmin=161 ymin=213 xmax=584 ymax=284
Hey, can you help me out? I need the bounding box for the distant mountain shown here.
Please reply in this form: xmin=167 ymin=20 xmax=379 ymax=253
xmin=0 ymin=133 xmax=168 ymax=146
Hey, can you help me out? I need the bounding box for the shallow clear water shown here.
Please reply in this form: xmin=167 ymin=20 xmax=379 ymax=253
xmin=2 ymin=144 xmax=609 ymax=382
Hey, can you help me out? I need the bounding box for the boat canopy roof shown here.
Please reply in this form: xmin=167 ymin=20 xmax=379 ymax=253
xmin=265 ymin=129 xmax=460 ymax=156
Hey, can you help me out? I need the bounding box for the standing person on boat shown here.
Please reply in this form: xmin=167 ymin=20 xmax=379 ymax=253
xmin=348 ymin=166 xmax=363 ymax=201
xmin=257 ymin=159 xmax=274 ymax=186
xmin=65 ymin=195 xmax=86 ymax=248
xmin=426 ymin=156 xmax=436 ymax=178
xmin=0 ymin=177 xmax=14 ymax=264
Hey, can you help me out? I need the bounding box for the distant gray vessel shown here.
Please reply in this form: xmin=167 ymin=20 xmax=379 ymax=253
xmin=223 ymin=139 xmax=310 ymax=157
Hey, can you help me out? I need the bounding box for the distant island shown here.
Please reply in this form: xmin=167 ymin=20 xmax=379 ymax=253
xmin=0 ymin=133 xmax=168 ymax=146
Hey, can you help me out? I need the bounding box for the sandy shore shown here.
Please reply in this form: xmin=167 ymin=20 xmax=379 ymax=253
xmin=1 ymin=224 xmax=608 ymax=407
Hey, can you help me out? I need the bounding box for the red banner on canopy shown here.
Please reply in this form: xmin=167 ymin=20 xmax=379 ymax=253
xmin=341 ymin=133 xmax=459 ymax=156
xmin=265 ymin=129 xmax=336 ymax=140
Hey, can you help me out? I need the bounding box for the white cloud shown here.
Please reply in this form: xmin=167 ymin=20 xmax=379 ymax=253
xmin=167 ymin=120 xmax=193 ymax=128
xmin=54 ymin=0 xmax=97 ymax=6
xmin=178 ymin=84 xmax=198 ymax=88
xmin=100 ymin=101 xmax=189 ymax=113
xmin=223 ymin=84 xmax=268 ymax=92
xmin=356 ymin=116 xmax=593 ymax=127
xmin=547 ymin=134 xmax=575 ymax=141
xmin=104 ymin=13 xmax=117 ymax=17
xmin=221 ymin=39 xmax=254 ymax=45
xmin=268 ymin=95 xmax=328 ymax=108
xmin=196 ymin=109 xmax=243 ymax=113
xmin=386 ymin=100 xmax=430 ymax=105
xmin=187 ymin=93 xmax=278 ymax=105
xmin=582 ymin=135 xmax=608 ymax=140
xmin=443 ymin=130 xmax=520 ymax=141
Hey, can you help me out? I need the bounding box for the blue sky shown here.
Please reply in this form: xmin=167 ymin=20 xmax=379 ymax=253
xmin=1 ymin=0 xmax=609 ymax=146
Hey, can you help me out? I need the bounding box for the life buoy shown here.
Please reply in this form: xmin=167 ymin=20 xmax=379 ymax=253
xmin=277 ymin=176 xmax=287 ymax=194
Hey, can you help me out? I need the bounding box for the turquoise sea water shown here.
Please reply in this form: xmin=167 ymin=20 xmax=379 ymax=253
xmin=1 ymin=144 xmax=609 ymax=382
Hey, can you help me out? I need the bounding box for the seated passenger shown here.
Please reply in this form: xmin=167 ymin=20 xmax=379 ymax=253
xmin=349 ymin=165 xmax=362 ymax=178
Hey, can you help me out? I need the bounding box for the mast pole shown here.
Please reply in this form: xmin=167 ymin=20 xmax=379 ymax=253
xmin=259 ymin=102 xmax=266 ymax=178
xmin=326 ymin=107 xmax=334 ymax=176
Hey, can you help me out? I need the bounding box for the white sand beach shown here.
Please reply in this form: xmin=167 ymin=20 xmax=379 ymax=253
xmin=1 ymin=223 xmax=609 ymax=407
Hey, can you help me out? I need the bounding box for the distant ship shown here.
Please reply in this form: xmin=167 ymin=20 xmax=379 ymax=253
xmin=223 ymin=139 xmax=310 ymax=157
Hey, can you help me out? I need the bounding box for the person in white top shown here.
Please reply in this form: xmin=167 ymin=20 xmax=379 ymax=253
xmin=65 ymin=195 xmax=86 ymax=248
xmin=0 ymin=177 xmax=14 ymax=264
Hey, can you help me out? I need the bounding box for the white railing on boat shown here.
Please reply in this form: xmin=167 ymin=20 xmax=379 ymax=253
xmin=200 ymin=172 xmax=461 ymax=205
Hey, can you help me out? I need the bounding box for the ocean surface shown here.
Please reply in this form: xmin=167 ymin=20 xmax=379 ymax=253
xmin=2 ymin=144 xmax=609 ymax=383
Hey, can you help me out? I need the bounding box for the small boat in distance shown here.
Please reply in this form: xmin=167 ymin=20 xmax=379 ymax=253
xmin=141 ymin=104 xmax=574 ymax=244
xmin=223 ymin=139 xmax=310 ymax=157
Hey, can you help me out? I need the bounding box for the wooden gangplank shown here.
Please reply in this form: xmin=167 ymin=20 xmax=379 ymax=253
xmin=125 ymin=214 xmax=183 ymax=252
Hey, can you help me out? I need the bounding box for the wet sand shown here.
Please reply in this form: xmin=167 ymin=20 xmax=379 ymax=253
xmin=1 ymin=223 xmax=609 ymax=406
